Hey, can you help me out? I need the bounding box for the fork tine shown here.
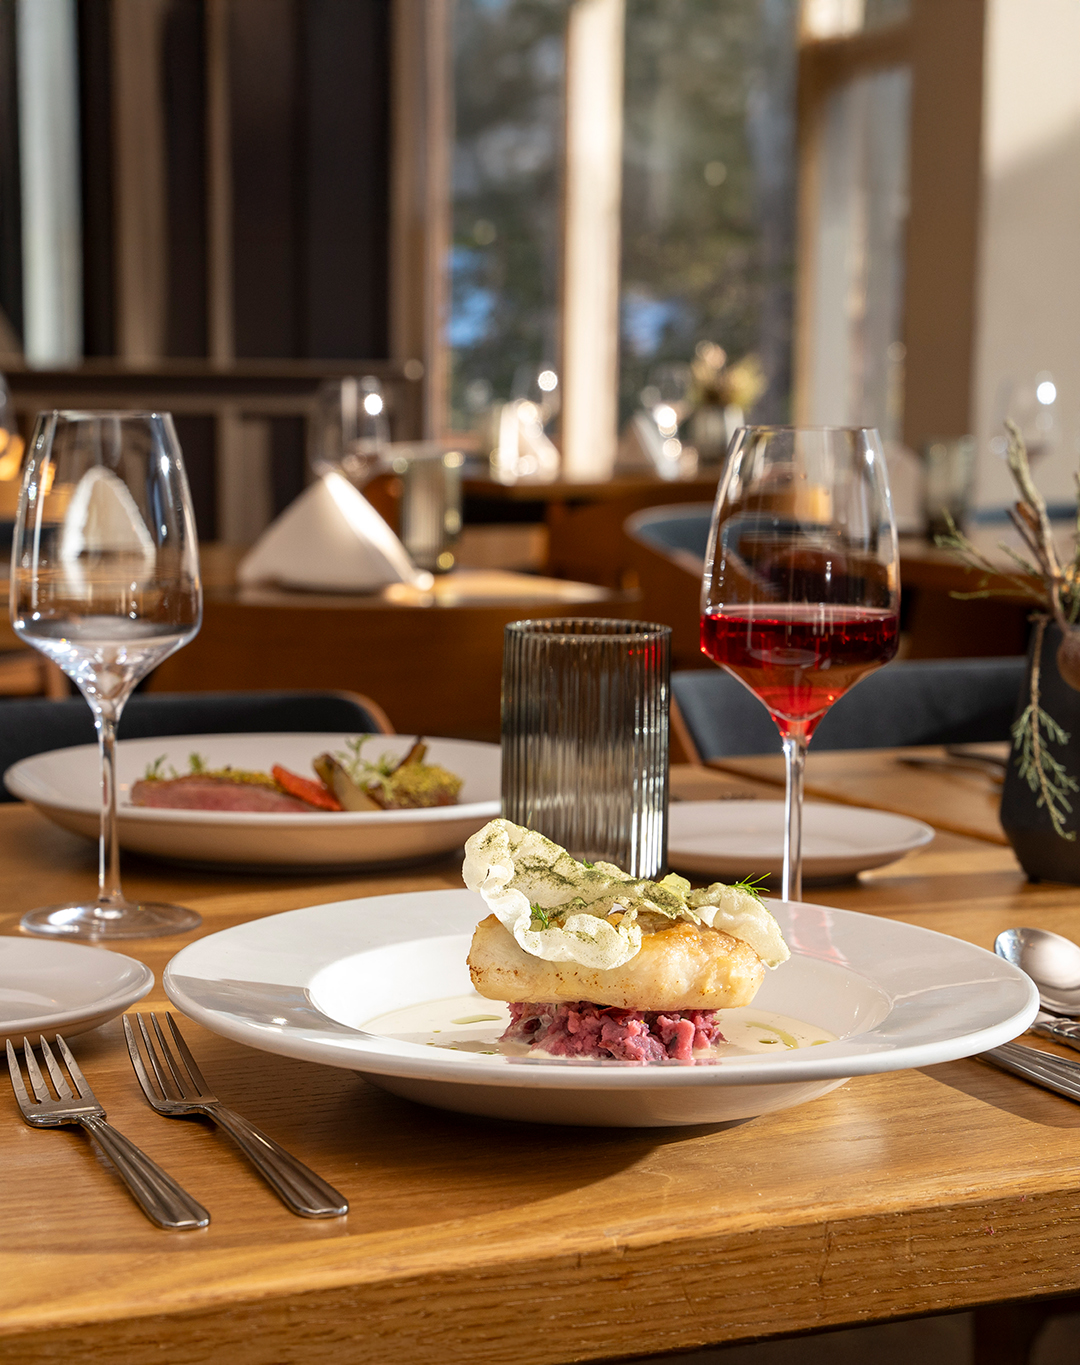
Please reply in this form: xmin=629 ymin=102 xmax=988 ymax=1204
xmin=134 ymin=1015 xmax=176 ymax=1099
xmin=147 ymin=1014 xmax=191 ymax=1097
xmin=53 ymin=1035 xmax=92 ymax=1100
xmin=22 ymin=1039 xmax=51 ymax=1102
xmin=162 ymin=1014 xmax=211 ymax=1097
xmin=6 ymin=1039 xmax=32 ymax=1112
xmin=123 ymin=1016 xmax=164 ymax=1103
xmin=39 ymin=1037 xmax=75 ymax=1100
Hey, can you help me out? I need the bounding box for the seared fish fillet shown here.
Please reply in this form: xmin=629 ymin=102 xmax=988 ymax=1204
xmin=468 ymin=914 xmax=765 ymax=1012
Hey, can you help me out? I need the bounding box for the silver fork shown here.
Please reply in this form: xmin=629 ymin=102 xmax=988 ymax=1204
xmin=6 ymin=1035 xmax=209 ymax=1230
xmin=124 ymin=1013 xmax=348 ymax=1218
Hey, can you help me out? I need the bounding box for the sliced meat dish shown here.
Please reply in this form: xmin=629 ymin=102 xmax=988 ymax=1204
xmin=130 ymin=776 xmax=319 ymax=813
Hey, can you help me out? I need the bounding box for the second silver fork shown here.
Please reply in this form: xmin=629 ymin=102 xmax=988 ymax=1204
xmin=124 ymin=1013 xmax=348 ymax=1218
xmin=7 ymin=1035 xmax=209 ymax=1230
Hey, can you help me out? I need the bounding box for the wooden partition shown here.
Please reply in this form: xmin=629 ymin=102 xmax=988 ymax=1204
xmin=3 ymin=361 xmax=420 ymax=544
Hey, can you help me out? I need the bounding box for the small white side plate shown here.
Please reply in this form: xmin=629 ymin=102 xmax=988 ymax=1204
xmin=668 ymin=800 xmax=935 ymax=882
xmin=163 ymin=889 xmax=1036 ymax=1128
xmin=0 ymin=938 xmax=154 ymax=1044
xmin=5 ymin=733 xmax=501 ymax=871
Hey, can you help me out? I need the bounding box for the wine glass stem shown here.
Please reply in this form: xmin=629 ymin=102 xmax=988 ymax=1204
xmin=94 ymin=702 xmax=126 ymax=911
xmin=781 ymin=729 xmax=808 ymax=902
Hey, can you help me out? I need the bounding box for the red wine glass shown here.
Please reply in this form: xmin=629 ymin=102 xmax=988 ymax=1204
xmin=700 ymin=426 xmax=900 ymax=900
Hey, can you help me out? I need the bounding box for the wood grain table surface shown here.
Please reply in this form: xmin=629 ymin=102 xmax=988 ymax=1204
xmin=1 ymin=760 xmax=1079 ymax=1365
xmin=711 ymin=744 xmax=1010 ymax=846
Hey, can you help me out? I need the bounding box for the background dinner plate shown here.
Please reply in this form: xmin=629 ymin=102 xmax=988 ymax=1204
xmin=163 ymin=889 xmax=1037 ymax=1128
xmin=5 ymin=734 xmax=501 ymax=871
xmin=0 ymin=938 xmax=153 ymax=1044
xmin=668 ymin=800 xmax=935 ymax=882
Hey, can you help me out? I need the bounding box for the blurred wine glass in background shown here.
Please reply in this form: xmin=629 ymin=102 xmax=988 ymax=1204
xmin=0 ymin=372 xmax=26 ymax=553
xmin=490 ymin=364 xmax=561 ymax=484
xmin=992 ymin=371 xmax=1058 ymax=465
xmin=511 ymin=362 xmax=560 ymax=431
xmin=313 ymin=375 xmax=391 ymax=487
xmin=637 ymin=362 xmax=695 ymax=479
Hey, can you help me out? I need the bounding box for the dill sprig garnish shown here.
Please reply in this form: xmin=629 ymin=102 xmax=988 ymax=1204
xmin=730 ymin=874 xmax=770 ymax=902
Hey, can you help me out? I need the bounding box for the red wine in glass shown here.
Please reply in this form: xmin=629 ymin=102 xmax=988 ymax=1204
xmin=700 ymin=426 xmax=900 ymax=900
xmin=700 ymin=605 xmax=900 ymax=739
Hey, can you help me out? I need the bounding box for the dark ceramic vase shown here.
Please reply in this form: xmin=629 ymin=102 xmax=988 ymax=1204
xmin=1000 ymin=621 xmax=1080 ymax=882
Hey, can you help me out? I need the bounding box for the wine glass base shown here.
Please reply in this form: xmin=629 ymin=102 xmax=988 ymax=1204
xmin=20 ymin=900 xmax=201 ymax=941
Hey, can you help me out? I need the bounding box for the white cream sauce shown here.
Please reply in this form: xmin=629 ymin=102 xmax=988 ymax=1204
xmin=361 ymin=993 xmax=836 ymax=1061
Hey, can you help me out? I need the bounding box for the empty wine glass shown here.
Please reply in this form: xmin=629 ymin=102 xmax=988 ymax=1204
xmin=700 ymin=427 xmax=900 ymax=900
xmin=312 ymin=376 xmax=391 ymax=487
xmin=11 ymin=411 xmax=203 ymax=939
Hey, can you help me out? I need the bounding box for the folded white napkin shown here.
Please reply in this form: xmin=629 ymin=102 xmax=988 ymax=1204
xmin=59 ymin=466 xmax=158 ymax=594
xmin=237 ymin=471 xmax=433 ymax=592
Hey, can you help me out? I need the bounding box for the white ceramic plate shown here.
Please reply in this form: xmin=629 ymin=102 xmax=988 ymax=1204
xmin=668 ymin=800 xmax=935 ymax=883
xmin=5 ymin=734 xmax=501 ymax=871
xmin=163 ymin=889 xmax=1037 ymax=1128
xmin=0 ymin=938 xmax=153 ymax=1045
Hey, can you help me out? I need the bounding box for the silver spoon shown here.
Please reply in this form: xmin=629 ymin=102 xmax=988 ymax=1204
xmin=994 ymin=927 xmax=1080 ymax=1053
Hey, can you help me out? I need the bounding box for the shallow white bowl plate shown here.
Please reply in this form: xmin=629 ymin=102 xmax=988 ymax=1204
xmin=0 ymin=938 xmax=154 ymax=1044
xmin=669 ymin=800 xmax=935 ymax=883
xmin=163 ymin=890 xmax=1037 ymax=1128
xmin=6 ymin=734 xmax=501 ymax=871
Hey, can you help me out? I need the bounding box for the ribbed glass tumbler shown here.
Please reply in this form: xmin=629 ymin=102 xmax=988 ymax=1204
xmin=501 ymin=618 xmax=671 ymax=878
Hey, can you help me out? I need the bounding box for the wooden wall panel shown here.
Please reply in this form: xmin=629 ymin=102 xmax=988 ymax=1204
xmin=162 ymin=0 xmax=208 ymax=358
xmin=229 ymin=0 xmax=302 ymax=358
xmin=302 ymin=0 xmax=391 ymax=359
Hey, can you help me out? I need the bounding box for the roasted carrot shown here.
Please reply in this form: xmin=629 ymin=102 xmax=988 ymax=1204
xmin=271 ymin=765 xmax=342 ymax=811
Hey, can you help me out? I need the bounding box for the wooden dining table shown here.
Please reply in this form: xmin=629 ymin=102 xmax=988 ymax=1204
xmin=142 ymin=545 xmax=629 ymax=744
xmin=1 ymin=753 xmax=1080 ymax=1364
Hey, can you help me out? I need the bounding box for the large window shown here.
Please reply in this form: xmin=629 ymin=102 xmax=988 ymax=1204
xmin=620 ymin=0 xmax=796 ymax=425
xmin=448 ymin=0 xmax=565 ymax=432
xmin=447 ymin=0 xmax=799 ymax=450
xmin=800 ymin=62 xmax=910 ymax=435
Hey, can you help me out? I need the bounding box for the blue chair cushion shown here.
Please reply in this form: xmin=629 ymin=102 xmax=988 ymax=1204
xmin=628 ymin=506 xmax=712 ymax=563
xmin=673 ymin=657 xmax=1027 ymax=759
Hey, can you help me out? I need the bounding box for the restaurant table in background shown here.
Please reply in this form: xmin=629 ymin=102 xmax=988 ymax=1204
xmin=898 ymin=534 xmax=1033 ymax=658
xmin=142 ymin=545 xmax=628 ymax=744
xmin=557 ymin=509 xmax=1047 ymax=670
xmin=710 ymin=743 xmax=1011 ymax=846
xmin=462 ymin=470 xmax=722 ymax=589
xmin=2 ymin=758 xmax=1080 ymax=1363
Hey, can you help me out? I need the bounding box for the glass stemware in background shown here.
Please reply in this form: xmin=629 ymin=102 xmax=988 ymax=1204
xmin=511 ymin=362 xmax=560 ymax=431
xmin=11 ymin=411 xmax=203 ymax=939
xmin=312 ymin=375 xmax=391 ymax=487
xmin=490 ymin=364 xmax=561 ymax=484
xmin=700 ymin=427 xmax=900 ymax=900
xmin=638 ymin=363 xmax=696 ymax=480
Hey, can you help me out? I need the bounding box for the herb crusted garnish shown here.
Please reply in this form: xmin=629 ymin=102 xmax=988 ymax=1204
xmin=463 ymin=818 xmax=790 ymax=971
